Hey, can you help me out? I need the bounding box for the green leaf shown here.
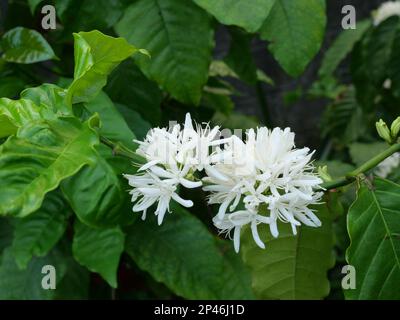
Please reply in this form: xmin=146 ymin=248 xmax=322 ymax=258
xmin=351 ymin=17 xmax=400 ymax=109
xmin=241 ymin=202 xmax=334 ymax=299
xmin=260 ymin=0 xmax=326 ymax=77
xmin=72 ymin=221 xmax=125 ymax=288
xmin=349 ymin=142 xmax=387 ymax=167
xmin=0 ymin=242 xmax=89 ymax=299
xmin=67 ymin=30 xmax=138 ymax=105
xmin=115 ymin=0 xmax=214 ymax=105
xmin=105 ymin=60 xmax=162 ymax=126
xmin=21 ymin=84 xmax=72 ymax=116
xmin=212 ymin=111 xmax=260 ymax=130
xmin=193 ymin=0 xmax=275 ymax=33
xmin=62 ymin=145 xmax=126 ymax=228
xmin=125 ymin=204 xmax=254 ymax=299
xmin=224 ymin=29 xmax=258 ymax=84
xmin=11 ymin=192 xmax=69 ymax=269
xmin=1 ymin=27 xmax=56 ymax=64
xmin=0 ymin=84 xmax=72 ymax=138
xmin=0 ymin=117 xmax=99 ymax=217
xmin=346 ymin=179 xmax=400 ymax=299
xmin=84 ymin=91 xmax=136 ymax=149
xmin=28 ymin=0 xmax=43 ymax=14
xmin=115 ymin=103 xmax=151 ymax=140
xmin=319 ymin=20 xmax=370 ymax=77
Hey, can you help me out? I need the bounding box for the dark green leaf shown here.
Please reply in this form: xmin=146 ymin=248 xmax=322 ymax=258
xmin=105 ymin=59 xmax=162 ymax=126
xmin=346 ymin=179 xmax=400 ymax=299
xmin=193 ymin=0 xmax=275 ymax=33
xmin=115 ymin=0 xmax=213 ymax=105
xmin=125 ymin=204 xmax=254 ymax=299
xmin=72 ymin=221 xmax=125 ymax=288
xmin=260 ymin=0 xmax=326 ymax=77
xmin=11 ymin=192 xmax=69 ymax=269
xmin=241 ymin=202 xmax=335 ymax=299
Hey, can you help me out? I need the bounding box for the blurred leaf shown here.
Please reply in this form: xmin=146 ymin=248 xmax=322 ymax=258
xmin=319 ymin=20 xmax=370 ymax=78
xmin=202 ymin=92 xmax=234 ymax=116
xmin=209 ymin=60 xmax=238 ymax=78
xmin=346 ymin=179 xmax=400 ymax=299
xmin=67 ymin=30 xmax=138 ymax=105
xmin=55 ymin=0 xmax=124 ymax=33
xmin=349 ymin=142 xmax=387 ymax=167
xmin=125 ymin=204 xmax=254 ymax=299
xmin=225 ymin=29 xmax=257 ymax=84
xmin=115 ymin=0 xmax=213 ymax=105
xmin=351 ymin=17 xmax=400 ymax=109
xmin=260 ymin=0 xmax=326 ymax=77
xmin=315 ymin=160 xmax=355 ymax=179
xmin=72 ymin=220 xmax=125 ymax=288
xmin=11 ymin=191 xmax=69 ymax=269
xmin=0 ymin=117 xmax=98 ymax=217
xmin=193 ymin=0 xmax=275 ymax=33
xmin=27 ymin=0 xmax=43 ymax=14
xmin=241 ymin=202 xmax=334 ymax=299
xmin=0 ymin=76 xmax=25 ymax=98
xmin=0 ymin=219 xmax=13 ymax=254
xmin=1 ymin=27 xmax=56 ymax=63
xmin=105 ymin=60 xmax=162 ymax=126
xmin=212 ymin=111 xmax=260 ymax=130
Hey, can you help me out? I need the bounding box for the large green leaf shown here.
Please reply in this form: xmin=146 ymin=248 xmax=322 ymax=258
xmin=62 ymin=145 xmax=126 ymax=228
xmin=319 ymin=20 xmax=370 ymax=77
xmin=11 ymin=192 xmax=69 ymax=269
xmin=193 ymin=0 xmax=275 ymax=33
xmin=115 ymin=103 xmax=151 ymax=140
xmin=72 ymin=221 xmax=125 ymax=288
xmin=105 ymin=59 xmax=162 ymax=126
xmin=67 ymin=30 xmax=138 ymax=105
xmin=125 ymin=204 xmax=254 ymax=299
xmin=241 ymin=202 xmax=334 ymax=299
xmin=115 ymin=0 xmax=214 ymax=105
xmin=259 ymin=0 xmax=326 ymax=77
xmin=0 ymin=219 xmax=13 ymax=254
xmin=0 ymin=117 xmax=99 ymax=217
xmin=346 ymin=178 xmax=400 ymax=299
xmin=1 ymin=27 xmax=56 ymax=64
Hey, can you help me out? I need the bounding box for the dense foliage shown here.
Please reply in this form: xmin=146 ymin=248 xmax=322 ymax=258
xmin=0 ymin=0 xmax=399 ymax=300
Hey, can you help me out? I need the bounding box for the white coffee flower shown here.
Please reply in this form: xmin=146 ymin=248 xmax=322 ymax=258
xmin=213 ymin=207 xmax=270 ymax=253
xmin=124 ymin=113 xmax=226 ymax=224
xmin=207 ymin=127 xmax=323 ymax=251
xmin=375 ymin=152 xmax=400 ymax=178
xmin=373 ymin=1 xmax=400 ymax=25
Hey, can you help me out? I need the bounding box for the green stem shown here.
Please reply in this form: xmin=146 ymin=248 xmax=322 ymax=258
xmin=100 ymin=136 xmax=146 ymax=164
xmin=321 ymin=143 xmax=400 ymax=190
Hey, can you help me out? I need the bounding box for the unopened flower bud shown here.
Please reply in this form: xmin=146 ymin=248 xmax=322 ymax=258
xmin=390 ymin=116 xmax=400 ymax=141
xmin=376 ymin=119 xmax=392 ymax=144
xmin=318 ymin=165 xmax=332 ymax=182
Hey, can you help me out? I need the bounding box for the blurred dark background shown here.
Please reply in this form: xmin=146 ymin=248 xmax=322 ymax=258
xmin=214 ymin=0 xmax=384 ymax=148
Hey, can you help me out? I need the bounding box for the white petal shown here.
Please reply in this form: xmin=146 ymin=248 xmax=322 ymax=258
xmin=233 ymin=226 xmax=241 ymax=253
xmin=139 ymin=159 xmax=160 ymax=171
xmin=251 ymin=222 xmax=265 ymax=249
xmin=171 ymin=193 xmax=193 ymax=208
xmin=179 ymin=178 xmax=202 ymax=189
xmin=269 ymin=219 xmax=279 ymax=238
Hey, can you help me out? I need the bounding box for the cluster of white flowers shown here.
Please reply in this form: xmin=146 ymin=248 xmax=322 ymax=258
xmin=375 ymin=152 xmax=400 ymax=178
xmin=124 ymin=114 xmax=323 ymax=252
xmin=373 ymin=1 xmax=400 ymax=25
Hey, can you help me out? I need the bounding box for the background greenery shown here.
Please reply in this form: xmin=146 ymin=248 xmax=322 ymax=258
xmin=0 ymin=0 xmax=399 ymax=300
